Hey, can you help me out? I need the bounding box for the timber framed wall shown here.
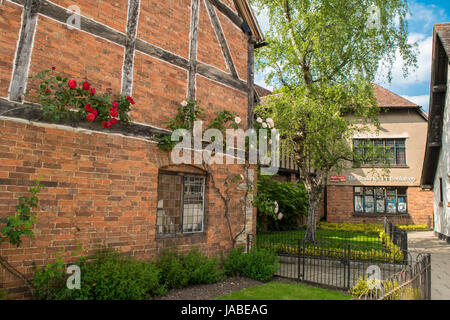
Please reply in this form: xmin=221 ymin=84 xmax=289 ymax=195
xmin=0 ymin=0 xmax=261 ymax=297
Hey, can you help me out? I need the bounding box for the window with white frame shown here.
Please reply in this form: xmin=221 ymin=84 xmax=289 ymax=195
xmin=156 ymin=172 xmax=205 ymax=235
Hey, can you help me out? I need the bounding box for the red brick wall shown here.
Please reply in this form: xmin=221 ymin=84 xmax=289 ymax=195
xmin=0 ymin=2 xmax=22 ymax=98
xmin=325 ymin=185 xmax=434 ymax=226
xmin=50 ymin=0 xmax=129 ymax=33
xmin=0 ymin=0 xmax=253 ymax=298
xmin=131 ymin=52 xmax=188 ymax=128
xmin=28 ymin=16 xmax=124 ymax=99
xmin=138 ymin=0 xmax=191 ymax=59
xmin=0 ymin=119 xmax=253 ymax=297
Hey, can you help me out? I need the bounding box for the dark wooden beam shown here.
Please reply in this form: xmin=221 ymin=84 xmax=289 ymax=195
xmin=247 ymin=37 xmax=255 ymax=128
xmin=207 ymin=0 xmax=243 ymax=28
xmin=9 ymin=0 xmax=40 ymax=102
xmin=432 ymin=84 xmax=447 ymax=93
xmin=36 ymin=0 xmax=127 ymax=45
xmin=187 ymin=0 xmax=200 ymax=101
xmin=196 ymin=61 xmax=247 ymax=92
xmin=121 ymin=0 xmax=141 ymax=96
xmin=204 ymin=0 xmax=239 ymax=79
xmin=135 ymin=40 xmax=190 ymax=70
xmin=0 ymin=97 xmax=169 ymax=141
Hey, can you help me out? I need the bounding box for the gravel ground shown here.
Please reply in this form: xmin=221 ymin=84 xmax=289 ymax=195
xmin=154 ymin=277 xmax=264 ymax=300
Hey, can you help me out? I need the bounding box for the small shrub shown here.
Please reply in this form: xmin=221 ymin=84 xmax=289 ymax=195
xmin=220 ymin=247 xmax=248 ymax=277
xmin=157 ymin=247 xmax=222 ymax=289
xmin=157 ymin=249 xmax=190 ymax=289
xmin=33 ymin=255 xmax=69 ymax=300
xmin=349 ymin=277 xmax=379 ymax=298
xmin=183 ymin=247 xmax=222 ymax=285
xmin=33 ymin=248 xmax=165 ymax=300
xmin=0 ymin=289 xmax=8 ymax=300
xmin=350 ymin=277 xmax=422 ymax=300
xmin=221 ymin=247 xmax=279 ymax=281
xmin=254 ymin=174 xmax=308 ymax=231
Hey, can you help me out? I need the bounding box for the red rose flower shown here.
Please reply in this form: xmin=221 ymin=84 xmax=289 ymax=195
xmin=92 ymin=109 xmax=98 ymax=117
xmin=126 ymin=96 xmax=135 ymax=105
xmin=68 ymin=80 xmax=77 ymax=89
xmin=110 ymin=110 xmax=118 ymax=117
xmin=112 ymin=101 xmax=118 ymax=109
xmin=86 ymin=113 xmax=96 ymax=122
xmin=90 ymin=88 xmax=96 ymax=95
xmin=82 ymin=81 xmax=90 ymax=90
xmin=84 ymin=104 xmax=92 ymax=112
xmin=102 ymin=121 xmax=112 ymax=129
xmin=51 ymin=67 xmax=56 ymax=70
xmin=110 ymin=118 xmax=117 ymax=125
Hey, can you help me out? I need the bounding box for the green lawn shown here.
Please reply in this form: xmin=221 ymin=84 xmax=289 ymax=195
xmin=214 ymin=282 xmax=352 ymax=300
xmin=256 ymin=229 xmax=382 ymax=251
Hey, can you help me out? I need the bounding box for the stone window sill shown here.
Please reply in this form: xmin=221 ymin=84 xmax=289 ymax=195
xmin=155 ymin=232 xmax=206 ymax=241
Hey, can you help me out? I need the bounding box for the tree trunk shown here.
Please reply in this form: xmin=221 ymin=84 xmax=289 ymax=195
xmin=304 ymin=186 xmax=323 ymax=243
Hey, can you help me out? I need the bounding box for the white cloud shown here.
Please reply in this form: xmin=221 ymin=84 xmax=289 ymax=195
xmin=401 ymin=94 xmax=430 ymax=109
xmin=376 ymin=33 xmax=433 ymax=87
xmin=407 ymin=1 xmax=449 ymax=32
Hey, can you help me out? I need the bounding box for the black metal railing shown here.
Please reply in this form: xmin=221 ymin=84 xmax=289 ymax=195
xmin=384 ymin=218 xmax=408 ymax=253
xmin=247 ymin=227 xmax=412 ymax=291
xmin=358 ymin=252 xmax=431 ymax=300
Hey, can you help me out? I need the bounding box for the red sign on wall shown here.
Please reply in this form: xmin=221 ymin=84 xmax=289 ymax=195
xmin=330 ymin=175 xmax=346 ymax=183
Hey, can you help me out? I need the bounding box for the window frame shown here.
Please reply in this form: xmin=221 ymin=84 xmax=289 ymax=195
xmin=156 ymin=170 xmax=207 ymax=236
xmin=353 ymin=186 xmax=409 ymax=215
xmin=353 ymin=138 xmax=407 ymax=167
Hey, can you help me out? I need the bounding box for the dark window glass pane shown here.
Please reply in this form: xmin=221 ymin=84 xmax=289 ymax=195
xmin=397 ymin=196 xmax=407 ymax=213
xmin=375 ymin=188 xmax=385 ymax=213
xmin=355 ymin=195 xmax=364 ymax=212
xmin=182 ymin=176 xmax=205 ymax=233
xmin=385 ymin=140 xmax=395 ymax=165
xmin=386 ymin=189 xmax=397 ymax=213
xmin=373 ymin=140 xmax=385 ymax=164
xmin=157 ymin=174 xmax=182 ymax=234
xmin=365 ymin=195 xmax=374 ymax=213
xmin=395 ymin=140 xmax=406 ymax=165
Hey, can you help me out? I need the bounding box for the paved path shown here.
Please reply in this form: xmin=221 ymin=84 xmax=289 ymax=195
xmin=408 ymin=231 xmax=450 ymax=300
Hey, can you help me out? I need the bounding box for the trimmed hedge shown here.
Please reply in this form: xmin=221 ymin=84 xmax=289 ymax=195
xmin=317 ymin=222 xmax=429 ymax=233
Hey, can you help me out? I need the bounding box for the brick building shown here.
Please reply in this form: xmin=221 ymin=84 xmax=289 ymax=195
xmin=0 ymin=0 xmax=264 ymax=297
xmin=325 ymin=84 xmax=434 ymax=226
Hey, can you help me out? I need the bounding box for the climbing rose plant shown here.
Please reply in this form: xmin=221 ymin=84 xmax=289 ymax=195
xmin=29 ymin=68 xmax=133 ymax=128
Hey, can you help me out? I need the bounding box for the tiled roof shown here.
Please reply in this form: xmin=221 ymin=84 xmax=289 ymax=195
xmin=255 ymin=85 xmax=272 ymax=98
xmin=435 ymin=23 xmax=450 ymax=56
xmin=372 ymin=83 xmax=419 ymax=108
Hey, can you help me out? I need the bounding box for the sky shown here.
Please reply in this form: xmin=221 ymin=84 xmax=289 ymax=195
xmin=253 ymin=0 xmax=450 ymax=113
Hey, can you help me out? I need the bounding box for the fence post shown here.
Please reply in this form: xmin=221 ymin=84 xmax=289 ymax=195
xmin=297 ymin=239 xmax=301 ymax=282
xmin=347 ymin=244 xmax=351 ymax=290
xmin=427 ymin=254 xmax=432 ymax=300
